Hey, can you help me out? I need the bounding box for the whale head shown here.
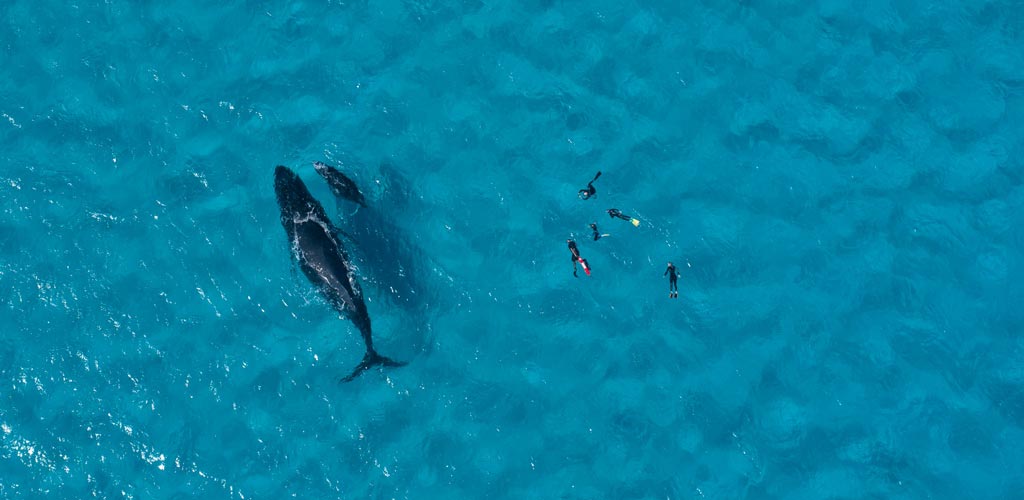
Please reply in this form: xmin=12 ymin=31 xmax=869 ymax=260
xmin=313 ymin=161 xmax=328 ymax=176
xmin=274 ymin=165 xmax=315 ymax=217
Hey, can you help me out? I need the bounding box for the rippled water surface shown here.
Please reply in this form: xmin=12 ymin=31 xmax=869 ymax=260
xmin=1 ymin=0 xmax=1022 ymax=498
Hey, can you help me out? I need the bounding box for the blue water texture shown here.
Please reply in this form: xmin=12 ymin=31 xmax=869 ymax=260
xmin=1 ymin=0 xmax=1022 ymax=498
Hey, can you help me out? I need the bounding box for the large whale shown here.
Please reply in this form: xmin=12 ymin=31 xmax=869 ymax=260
xmin=274 ymin=165 xmax=403 ymax=382
xmin=314 ymin=161 xmax=367 ymax=207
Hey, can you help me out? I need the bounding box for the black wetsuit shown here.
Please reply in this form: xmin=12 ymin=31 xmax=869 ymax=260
xmin=590 ymin=223 xmax=603 ymax=241
xmin=665 ymin=264 xmax=679 ymax=293
xmin=578 ymin=171 xmax=601 ymax=200
xmin=568 ymin=240 xmax=581 ymax=277
xmin=607 ymin=208 xmax=632 ymax=221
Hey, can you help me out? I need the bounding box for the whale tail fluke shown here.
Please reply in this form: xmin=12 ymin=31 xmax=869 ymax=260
xmin=340 ymin=349 xmax=406 ymax=383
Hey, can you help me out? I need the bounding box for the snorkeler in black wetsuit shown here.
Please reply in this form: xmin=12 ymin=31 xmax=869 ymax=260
xmin=665 ymin=262 xmax=679 ymax=298
xmin=578 ymin=171 xmax=602 ymax=200
xmin=589 ymin=223 xmax=609 ymax=241
xmin=567 ymin=239 xmax=590 ymax=277
xmin=607 ymin=208 xmax=640 ymax=227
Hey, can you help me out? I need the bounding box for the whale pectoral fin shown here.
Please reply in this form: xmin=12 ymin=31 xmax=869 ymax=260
xmin=340 ymin=350 xmax=406 ymax=383
xmin=334 ymin=228 xmax=356 ymax=244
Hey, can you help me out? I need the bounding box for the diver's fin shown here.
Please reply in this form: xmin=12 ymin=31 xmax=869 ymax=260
xmin=340 ymin=349 xmax=407 ymax=383
xmin=592 ymin=171 xmax=602 ymax=183
xmin=631 ymin=218 xmax=640 ymax=227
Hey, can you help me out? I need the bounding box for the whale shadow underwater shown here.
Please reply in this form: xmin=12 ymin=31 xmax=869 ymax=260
xmin=313 ymin=161 xmax=435 ymax=311
xmin=274 ymin=165 xmax=404 ymax=382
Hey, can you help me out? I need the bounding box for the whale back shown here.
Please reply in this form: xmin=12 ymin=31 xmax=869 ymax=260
xmin=275 ymin=166 xmax=371 ymax=336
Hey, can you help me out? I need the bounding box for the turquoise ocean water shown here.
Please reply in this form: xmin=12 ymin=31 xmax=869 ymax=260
xmin=2 ymin=0 xmax=1022 ymax=498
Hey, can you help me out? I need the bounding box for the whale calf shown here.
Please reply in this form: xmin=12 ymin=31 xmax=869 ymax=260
xmin=313 ymin=161 xmax=367 ymax=207
xmin=274 ymin=165 xmax=403 ymax=382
